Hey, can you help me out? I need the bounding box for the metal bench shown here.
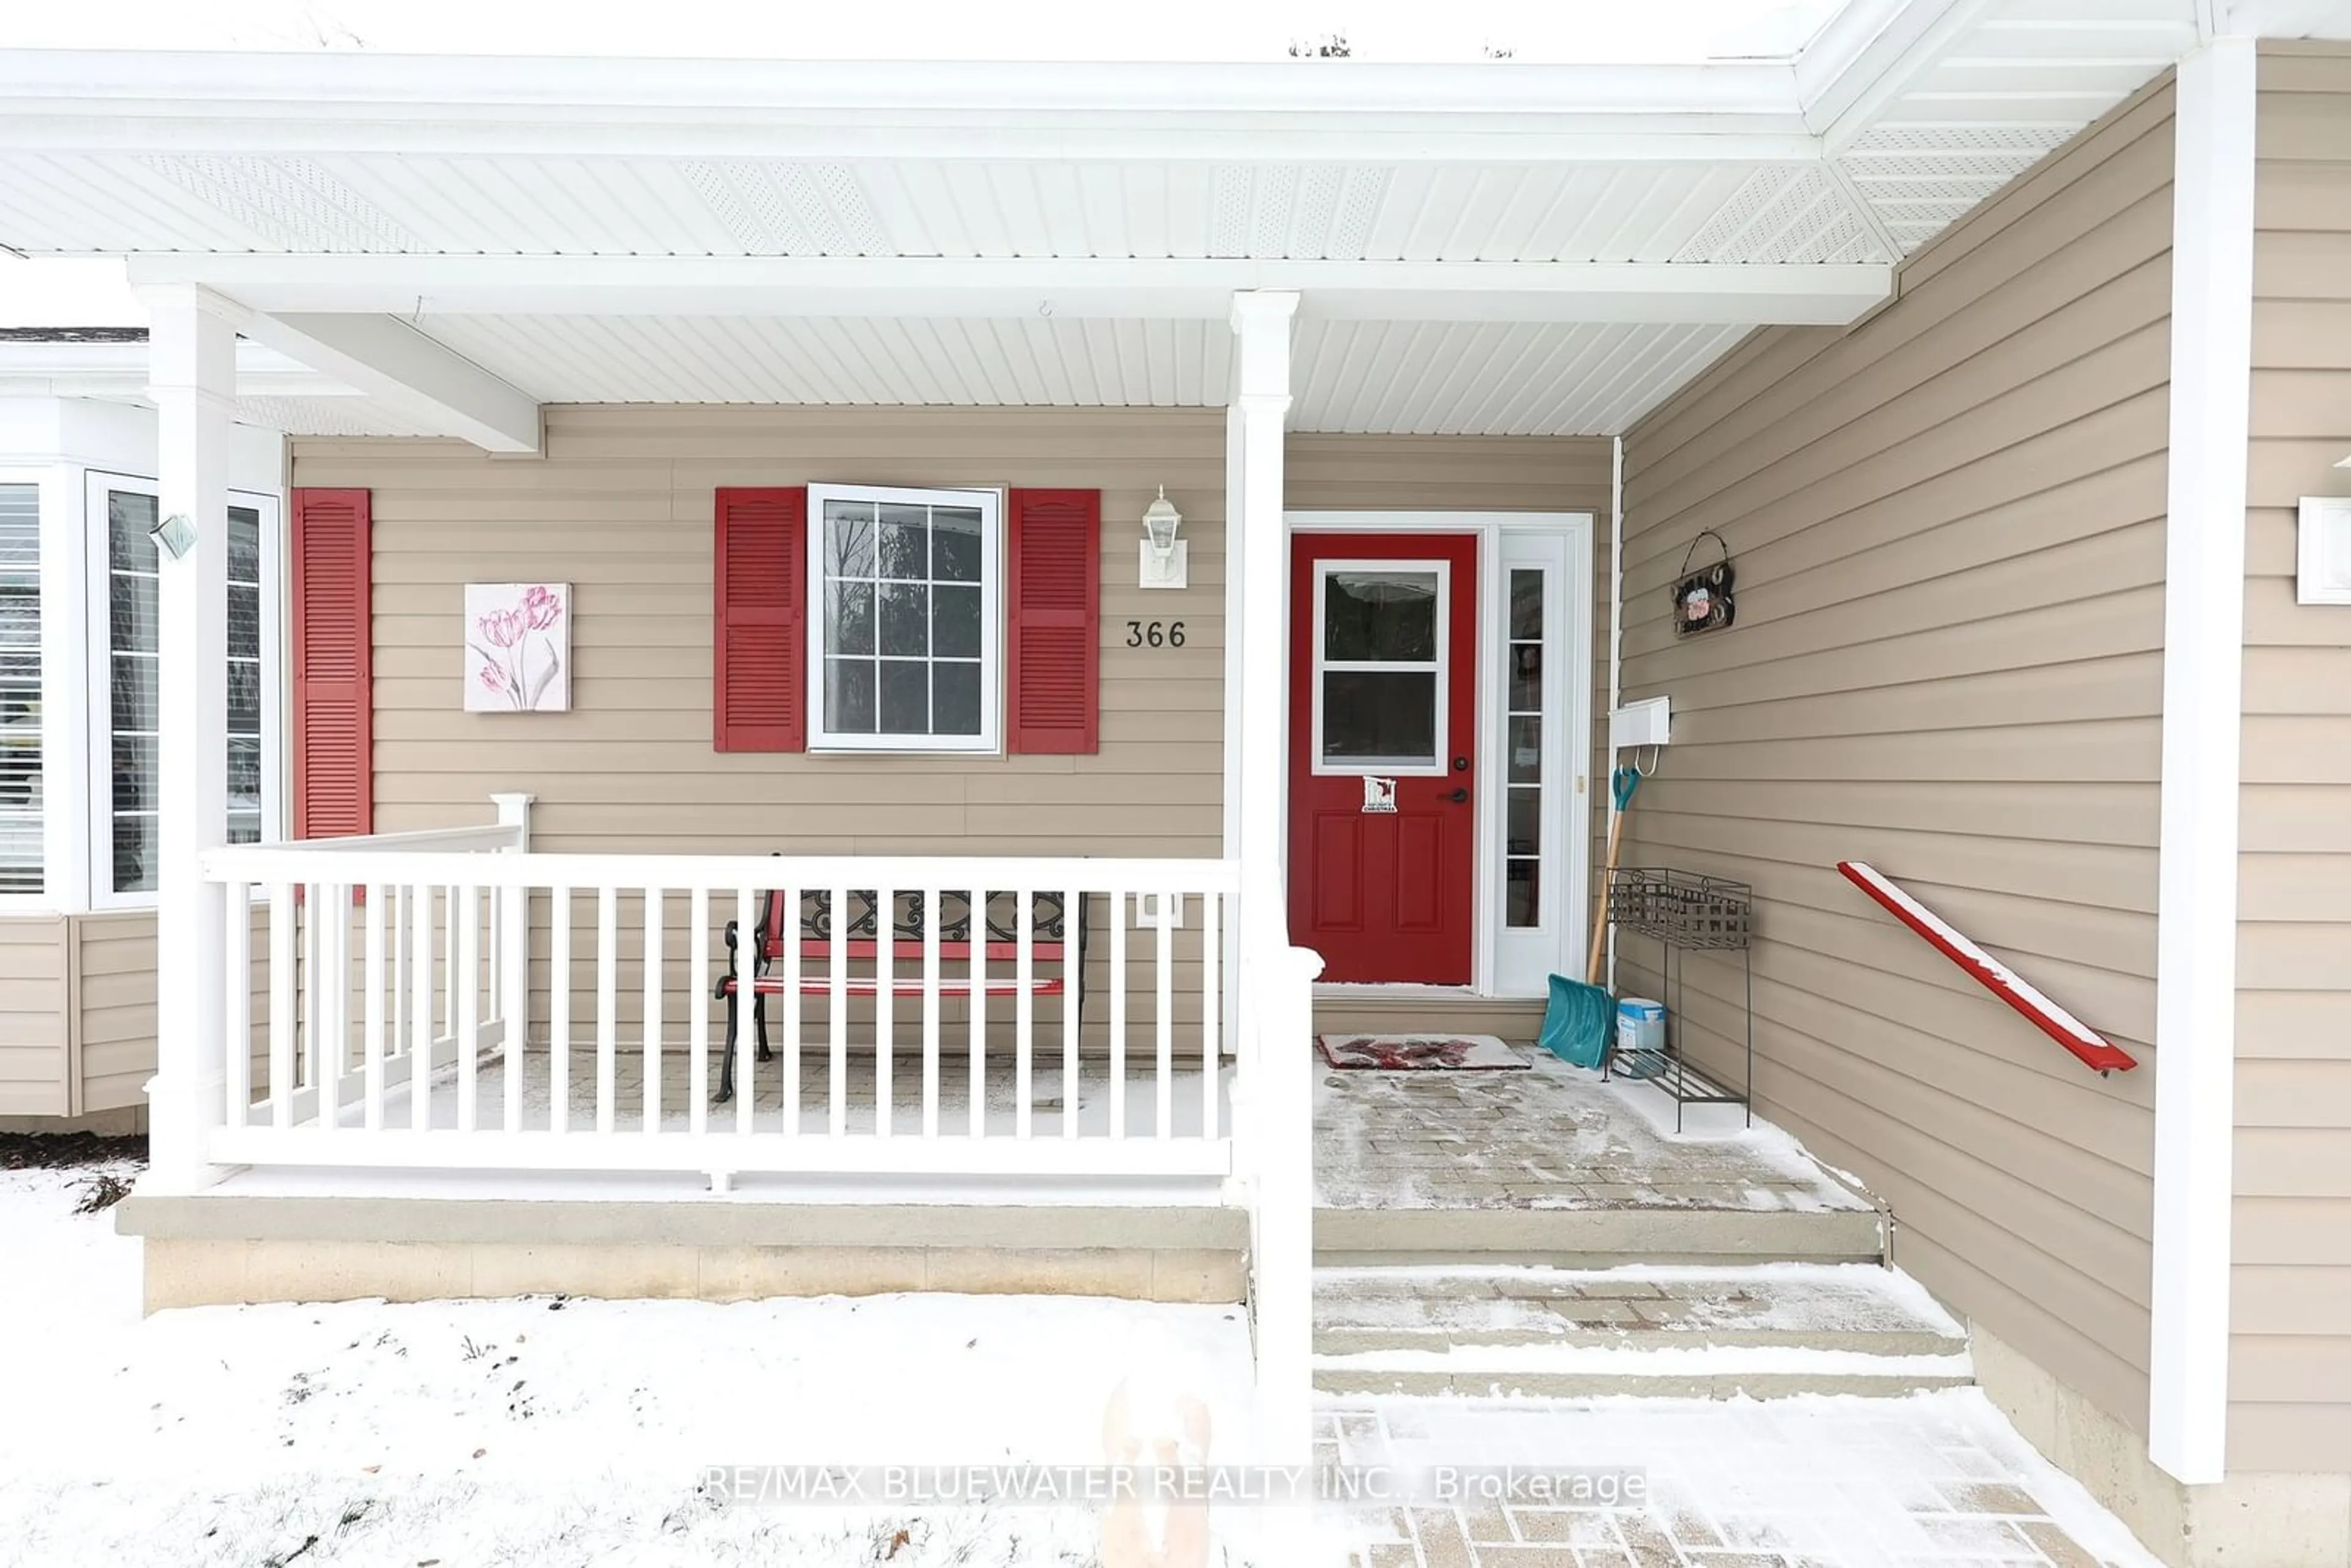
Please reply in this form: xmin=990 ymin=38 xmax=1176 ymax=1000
xmin=713 ymin=887 xmax=1087 ymax=1103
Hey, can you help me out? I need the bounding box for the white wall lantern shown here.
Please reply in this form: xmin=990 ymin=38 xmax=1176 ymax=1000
xmin=1139 ymin=485 xmax=1187 ymax=590
xmin=150 ymin=511 xmax=197 ymax=561
xmin=2298 ymin=496 xmax=2351 ymax=606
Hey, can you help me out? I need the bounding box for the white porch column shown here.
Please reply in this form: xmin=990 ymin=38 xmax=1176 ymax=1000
xmin=2149 ymin=35 xmax=2255 ymax=1487
xmin=1228 ymin=290 xmax=1310 ymax=1471
xmin=1229 ymin=290 xmax=1298 ymax=917
xmin=141 ymin=285 xmax=243 ymax=1193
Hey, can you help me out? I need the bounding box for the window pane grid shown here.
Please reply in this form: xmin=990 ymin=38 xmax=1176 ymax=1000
xmin=0 ymin=486 xmax=39 ymax=895
xmin=1504 ymin=568 xmax=1543 ymax=930
xmin=102 ymin=491 xmax=271 ymax=892
xmin=107 ymin=491 xmax=161 ymax=893
xmin=817 ymin=493 xmax=989 ymax=745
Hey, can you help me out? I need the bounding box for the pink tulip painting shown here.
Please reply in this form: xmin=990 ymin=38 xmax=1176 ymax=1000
xmin=464 ymin=582 xmax=571 ymax=713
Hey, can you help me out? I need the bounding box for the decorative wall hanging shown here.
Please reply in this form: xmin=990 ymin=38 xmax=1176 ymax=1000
xmin=1671 ymin=530 xmax=1736 ymax=637
xmin=465 ymin=582 xmax=571 ymax=713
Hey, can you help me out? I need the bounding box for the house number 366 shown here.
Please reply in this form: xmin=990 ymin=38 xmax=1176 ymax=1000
xmin=1125 ymin=620 xmax=1187 ymax=649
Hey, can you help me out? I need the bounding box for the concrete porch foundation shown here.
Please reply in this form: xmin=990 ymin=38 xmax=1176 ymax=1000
xmin=118 ymin=1194 xmax=1248 ymax=1313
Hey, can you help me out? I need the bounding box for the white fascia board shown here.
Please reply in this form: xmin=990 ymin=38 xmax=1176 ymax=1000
xmin=125 ymin=256 xmax=1893 ymax=329
xmin=1800 ymin=0 xmax=2006 ymax=151
xmin=0 ymin=51 xmax=1812 ymax=164
xmin=234 ymin=312 xmax=542 ymax=454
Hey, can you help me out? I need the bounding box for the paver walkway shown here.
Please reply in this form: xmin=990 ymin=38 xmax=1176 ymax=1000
xmin=1316 ymin=1053 xmax=1870 ymax=1214
xmin=1322 ymin=1391 xmax=2160 ymax=1567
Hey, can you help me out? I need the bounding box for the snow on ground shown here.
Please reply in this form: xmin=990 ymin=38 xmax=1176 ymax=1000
xmin=0 ymin=1164 xmax=1266 ymax=1567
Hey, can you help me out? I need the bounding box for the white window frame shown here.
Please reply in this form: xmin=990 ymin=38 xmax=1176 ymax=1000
xmin=83 ymin=471 xmax=287 ymax=912
xmin=804 ymin=481 xmax=1003 ymax=755
xmin=0 ymin=469 xmax=53 ymax=911
xmin=1308 ymin=558 xmax=1453 ymax=779
xmin=1491 ymin=533 xmax=1572 ymax=998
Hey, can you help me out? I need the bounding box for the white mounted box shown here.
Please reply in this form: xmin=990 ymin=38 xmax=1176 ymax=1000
xmin=1609 ymin=696 xmax=1671 ymax=751
xmin=2300 ymin=497 xmax=2351 ymax=606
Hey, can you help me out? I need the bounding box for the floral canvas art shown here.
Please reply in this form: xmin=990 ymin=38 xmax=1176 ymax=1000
xmin=465 ymin=582 xmax=571 ymax=713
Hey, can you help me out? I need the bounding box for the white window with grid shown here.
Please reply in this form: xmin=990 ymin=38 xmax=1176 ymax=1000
xmin=85 ymin=473 xmax=284 ymax=906
xmin=807 ymin=482 xmax=1001 ymax=753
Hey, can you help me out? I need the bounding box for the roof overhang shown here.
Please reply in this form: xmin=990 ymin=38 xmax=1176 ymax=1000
xmin=0 ymin=4 xmax=2236 ymax=439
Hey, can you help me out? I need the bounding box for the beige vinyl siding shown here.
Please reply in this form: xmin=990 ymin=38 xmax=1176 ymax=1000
xmin=1287 ymin=434 xmax=1613 ymax=1039
xmin=296 ymin=406 xmax=1228 ymax=1051
xmin=1617 ymin=81 xmax=2173 ymax=1440
xmin=2232 ymin=42 xmax=2351 ymax=1474
xmin=0 ymin=916 xmax=70 ymax=1116
xmin=75 ymin=910 xmax=159 ymax=1111
xmin=301 ymin=417 xmax=1610 ymax=1052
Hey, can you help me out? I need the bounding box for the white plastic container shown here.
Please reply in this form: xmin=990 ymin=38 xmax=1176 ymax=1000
xmin=1616 ymin=997 xmax=1666 ymax=1057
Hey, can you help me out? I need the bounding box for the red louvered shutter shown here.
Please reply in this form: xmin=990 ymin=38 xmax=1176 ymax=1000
xmin=714 ymin=487 xmax=808 ymax=752
xmin=1006 ymin=489 xmax=1101 ymax=755
xmin=291 ymin=489 xmax=373 ymax=839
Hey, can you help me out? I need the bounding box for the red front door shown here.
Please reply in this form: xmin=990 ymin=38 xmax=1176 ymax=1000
xmin=1288 ymin=533 xmax=1479 ymax=985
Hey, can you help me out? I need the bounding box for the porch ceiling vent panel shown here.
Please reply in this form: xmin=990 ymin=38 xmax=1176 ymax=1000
xmin=681 ymin=160 xmax=889 ymax=256
xmin=137 ymin=155 xmax=424 ymax=253
xmin=713 ymin=487 xmax=808 ymax=752
xmin=291 ymin=489 xmax=375 ymax=839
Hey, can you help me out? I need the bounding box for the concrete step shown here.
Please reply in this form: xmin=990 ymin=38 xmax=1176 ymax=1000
xmin=1311 ymin=1262 xmax=1971 ymax=1400
xmin=1314 ymin=1200 xmax=1887 ymax=1267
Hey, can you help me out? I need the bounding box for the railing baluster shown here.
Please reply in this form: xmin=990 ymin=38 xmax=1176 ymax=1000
xmin=596 ymin=887 xmax=617 ymax=1136
xmin=643 ymin=887 xmax=664 ymax=1136
xmin=223 ymin=882 xmax=251 ymax=1130
xmin=322 ymin=883 xmax=348 ymax=1131
xmin=1157 ymin=891 xmax=1175 ymax=1141
xmin=1016 ymin=888 xmax=1034 ymax=1140
xmin=503 ymin=882 xmax=528 ymax=1136
xmin=734 ymin=885 xmax=756 ymax=1137
xmin=828 ymin=883 xmax=849 ymax=1139
xmin=409 ymin=883 xmax=432 ymax=1133
xmin=1109 ymin=888 xmax=1127 ymax=1141
xmin=457 ymin=885 xmax=479 ymax=1134
xmin=689 ymin=885 xmax=710 ymax=1136
xmin=443 ymin=883 xmax=459 ymax=1058
xmin=921 ymin=885 xmax=940 ymax=1139
xmin=1201 ymin=889 xmax=1220 ymax=1142
xmin=781 ymin=883 xmax=801 ymax=1136
xmin=550 ymin=888 xmax=571 ymax=1135
xmin=363 ymin=882 xmax=386 ymax=1131
xmin=301 ymin=882 xmax=320 ymax=1122
xmin=874 ymin=882 xmax=893 ymax=1139
xmin=391 ymin=883 xmax=407 ymax=1076
xmin=968 ymin=888 xmax=985 ymax=1139
xmin=269 ymin=881 xmax=294 ymax=1130
xmin=1062 ymin=885 xmax=1080 ymax=1140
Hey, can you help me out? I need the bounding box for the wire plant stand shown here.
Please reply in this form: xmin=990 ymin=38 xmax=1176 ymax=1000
xmin=1603 ymin=869 xmax=1755 ymax=1131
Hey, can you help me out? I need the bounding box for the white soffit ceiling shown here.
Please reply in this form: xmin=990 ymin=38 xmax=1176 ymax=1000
xmin=1829 ymin=0 xmax=2202 ymax=253
xmin=392 ymin=313 xmax=1752 ymax=437
xmin=0 ymin=0 xmax=2229 ymax=437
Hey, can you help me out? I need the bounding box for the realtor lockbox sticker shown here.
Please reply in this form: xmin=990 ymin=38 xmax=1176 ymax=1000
xmin=1362 ymin=777 xmax=1397 ymax=814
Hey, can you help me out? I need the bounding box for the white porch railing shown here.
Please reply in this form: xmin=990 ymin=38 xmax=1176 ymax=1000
xmin=198 ymin=833 xmax=1243 ymax=1184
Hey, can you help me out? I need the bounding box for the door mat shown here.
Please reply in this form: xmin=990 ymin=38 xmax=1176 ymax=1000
xmin=1316 ymin=1033 xmax=1528 ymax=1070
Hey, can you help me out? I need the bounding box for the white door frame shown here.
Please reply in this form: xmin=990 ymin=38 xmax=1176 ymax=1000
xmin=1280 ymin=510 xmax=1595 ymax=997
